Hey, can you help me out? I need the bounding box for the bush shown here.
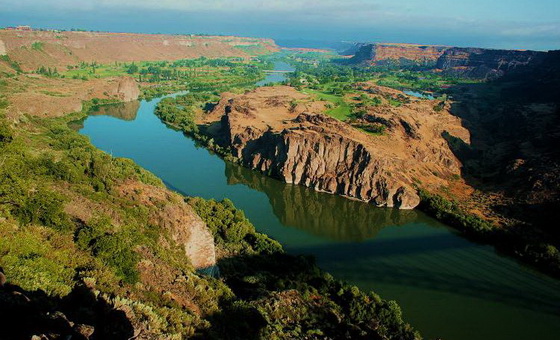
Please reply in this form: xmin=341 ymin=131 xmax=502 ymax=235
xmin=91 ymin=231 xmax=139 ymax=284
xmin=188 ymin=197 xmax=282 ymax=255
xmin=13 ymin=186 xmax=72 ymax=231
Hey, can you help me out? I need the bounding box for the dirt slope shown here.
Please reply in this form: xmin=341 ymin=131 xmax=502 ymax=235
xmin=3 ymin=74 xmax=140 ymax=118
xmin=0 ymin=30 xmax=278 ymax=71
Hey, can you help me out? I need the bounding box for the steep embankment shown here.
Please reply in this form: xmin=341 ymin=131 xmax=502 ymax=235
xmin=0 ymin=30 xmax=278 ymax=71
xmin=201 ymin=86 xmax=469 ymax=209
xmin=345 ymin=42 xmax=548 ymax=81
xmin=347 ymin=43 xmax=449 ymax=65
xmin=443 ymin=49 xmax=560 ymax=232
xmin=0 ymin=32 xmax=421 ymax=338
xmin=436 ymin=47 xmax=547 ymax=79
xmin=4 ymin=75 xmax=140 ymax=118
xmin=225 ymin=161 xmax=422 ymax=240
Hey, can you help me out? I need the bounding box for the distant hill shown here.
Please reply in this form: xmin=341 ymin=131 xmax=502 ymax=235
xmin=0 ymin=30 xmax=278 ymax=72
xmin=345 ymin=43 xmax=449 ymax=66
xmin=344 ymin=42 xmax=551 ymax=80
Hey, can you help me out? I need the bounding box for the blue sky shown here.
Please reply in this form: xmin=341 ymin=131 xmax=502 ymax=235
xmin=1 ymin=0 xmax=559 ymax=50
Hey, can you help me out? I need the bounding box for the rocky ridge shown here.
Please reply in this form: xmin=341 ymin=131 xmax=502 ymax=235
xmin=436 ymin=47 xmax=547 ymax=79
xmin=202 ymin=86 xmax=469 ymax=209
xmin=347 ymin=43 xmax=449 ymax=65
xmin=0 ymin=30 xmax=278 ymax=71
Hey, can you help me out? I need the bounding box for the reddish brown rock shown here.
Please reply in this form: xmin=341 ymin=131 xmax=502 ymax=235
xmin=116 ymin=181 xmax=216 ymax=269
xmin=0 ymin=30 xmax=278 ymax=71
xmin=436 ymin=47 xmax=546 ymax=79
xmin=348 ymin=43 xmax=449 ymax=65
xmin=203 ymin=86 xmax=469 ymax=209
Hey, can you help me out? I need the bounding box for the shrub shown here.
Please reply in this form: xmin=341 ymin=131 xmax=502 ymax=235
xmin=13 ymin=186 xmax=72 ymax=231
xmin=91 ymin=231 xmax=139 ymax=284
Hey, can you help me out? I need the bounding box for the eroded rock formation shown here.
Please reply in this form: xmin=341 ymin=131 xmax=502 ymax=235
xmin=347 ymin=43 xmax=449 ymax=65
xmin=0 ymin=30 xmax=278 ymax=71
xmin=116 ymin=181 xmax=216 ymax=269
xmin=203 ymin=86 xmax=469 ymax=209
xmin=436 ymin=47 xmax=546 ymax=79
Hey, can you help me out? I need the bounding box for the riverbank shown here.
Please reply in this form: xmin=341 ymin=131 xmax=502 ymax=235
xmin=80 ymin=91 xmax=560 ymax=340
xmin=0 ymin=89 xmax=422 ymax=339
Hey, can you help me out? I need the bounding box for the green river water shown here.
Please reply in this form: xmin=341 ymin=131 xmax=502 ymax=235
xmin=77 ymin=67 xmax=560 ymax=340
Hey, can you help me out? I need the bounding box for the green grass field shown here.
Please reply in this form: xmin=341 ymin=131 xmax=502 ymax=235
xmin=303 ymin=89 xmax=352 ymax=120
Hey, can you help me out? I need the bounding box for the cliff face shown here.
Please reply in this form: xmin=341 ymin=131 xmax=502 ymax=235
xmin=203 ymin=86 xmax=469 ymax=209
xmin=225 ymin=161 xmax=421 ymax=241
xmin=436 ymin=47 xmax=546 ymax=79
xmin=445 ymin=50 xmax=560 ymax=230
xmin=346 ymin=42 xmax=549 ymax=81
xmin=116 ymin=181 xmax=216 ymax=269
xmin=0 ymin=30 xmax=278 ymax=71
xmin=348 ymin=43 xmax=448 ymax=65
xmin=5 ymin=75 xmax=140 ymax=118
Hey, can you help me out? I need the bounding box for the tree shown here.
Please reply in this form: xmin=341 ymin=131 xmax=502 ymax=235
xmin=126 ymin=63 xmax=139 ymax=74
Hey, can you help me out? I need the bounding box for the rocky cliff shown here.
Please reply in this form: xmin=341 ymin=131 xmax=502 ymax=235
xmin=435 ymin=47 xmax=546 ymax=79
xmin=116 ymin=181 xmax=216 ymax=269
xmin=347 ymin=43 xmax=449 ymax=66
xmin=0 ymin=30 xmax=278 ymax=71
xmin=202 ymin=86 xmax=469 ymax=209
xmin=225 ymin=161 xmax=421 ymax=240
xmin=444 ymin=49 xmax=560 ymax=233
xmin=5 ymin=75 xmax=140 ymax=118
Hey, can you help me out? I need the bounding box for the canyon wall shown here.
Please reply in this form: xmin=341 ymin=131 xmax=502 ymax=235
xmin=225 ymin=161 xmax=421 ymax=240
xmin=0 ymin=30 xmax=278 ymax=71
xmin=348 ymin=43 xmax=448 ymax=65
xmin=204 ymin=86 xmax=468 ymax=210
xmin=435 ymin=47 xmax=547 ymax=79
xmin=346 ymin=42 xmax=549 ymax=81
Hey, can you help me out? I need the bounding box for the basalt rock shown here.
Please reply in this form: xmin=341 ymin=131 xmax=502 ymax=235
xmin=436 ymin=47 xmax=547 ymax=79
xmin=203 ymin=86 xmax=469 ymax=210
xmin=346 ymin=43 xmax=449 ymax=66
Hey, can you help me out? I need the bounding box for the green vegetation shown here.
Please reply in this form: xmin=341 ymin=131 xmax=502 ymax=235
xmin=418 ymin=189 xmax=560 ymax=277
xmin=60 ymin=57 xmax=272 ymax=99
xmin=189 ymin=198 xmax=282 ymax=256
xmin=0 ymin=52 xmax=420 ymax=337
xmin=154 ymin=92 xmax=235 ymax=160
xmin=0 ymin=55 xmax=23 ymax=73
xmin=188 ymin=197 xmax=419 ymax=339
xmin=303 ymin=88 xmax=353 ymax=120
xmin=234 ymin=44 xmax=270 ymax=55
xmin=418 ymin=189 xmax=494 ymax=236
xmin=31 ymin=41 xmax=45 ymax=51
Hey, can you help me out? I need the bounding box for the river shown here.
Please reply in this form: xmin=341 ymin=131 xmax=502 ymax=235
xmin=77 ymin=65 xmax=560 ymax=340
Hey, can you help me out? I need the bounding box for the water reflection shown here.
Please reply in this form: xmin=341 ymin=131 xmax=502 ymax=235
xmin=225 ymin=161 xmax=423 ymax=241
xmin=90 ymin=100 xmax=141 ymax=121
xmin=225 ymin=161 xmax=560 ymax=315
xmin=78 ymin=91 xmax=560 ymax=340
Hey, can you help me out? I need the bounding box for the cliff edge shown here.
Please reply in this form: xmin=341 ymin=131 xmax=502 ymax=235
xmin=201 ymin=86 xmax=469 ymax=209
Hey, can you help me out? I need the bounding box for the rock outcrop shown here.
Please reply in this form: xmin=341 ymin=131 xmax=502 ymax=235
xmin=435 ymin=47 xmax=546 ymax=79
xmin=116 ymin=181 xmax=216 ymax=269
xmin=347 ymin=43 xmax=449 ymax=66
xmin=202 ymin=86 xmax=469 ymax=209
xmin=225 ymin=161 xmax=421 ymax=240
xmin=345 ymin=42 xmax=550 ymax=81
xmin=115 ymin=76 xmax=141 ymax=102
xmin=6 ymin=75 xmax=140 ymax=118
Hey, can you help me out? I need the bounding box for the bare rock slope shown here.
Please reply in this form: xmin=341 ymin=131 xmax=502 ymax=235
xmin=203 ymin=86 xmax=469 ymax=209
